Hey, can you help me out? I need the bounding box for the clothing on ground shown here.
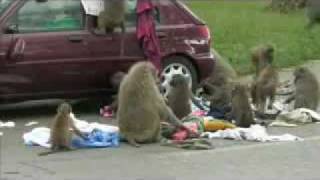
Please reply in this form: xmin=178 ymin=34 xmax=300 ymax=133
xmin=201 ymin=124 xmax=303 ymax=142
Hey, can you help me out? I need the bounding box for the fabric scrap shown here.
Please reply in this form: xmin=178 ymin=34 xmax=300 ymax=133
xmin=204 ymin=119 xmax=236 ymax=132
xmin=25 ymin=121 xmax=39 ymax=127
xmin=100 ymin=106 xmax=114 ymax=118
xmin=201 ymin=124 xmax=303 ymax=142
xmin=136 ymin=0 xmax=161 ymax=69
xmin=0 ymin=121 xmax=15 ymax=128
xmin=23 ymin=114 xmax=119 ymax=148
xmin=270 ymin=108 xmax=320 ymax=127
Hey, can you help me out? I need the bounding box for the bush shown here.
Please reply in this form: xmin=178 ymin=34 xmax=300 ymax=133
xmin=268 ymin=0 xmax=307 ymax=13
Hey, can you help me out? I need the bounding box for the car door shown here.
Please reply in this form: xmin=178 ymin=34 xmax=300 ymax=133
xmin=0 ymin=0 xmax=93 ymax=100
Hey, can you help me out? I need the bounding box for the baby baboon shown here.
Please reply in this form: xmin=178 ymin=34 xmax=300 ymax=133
xmin=285 ymin=67 xmax=319 ymax=110
xmin=39 ymin=103 xmax=87 ymax=156
xmin=167 ymin=74 xmax=192 ymax=119
xmin=117 ymin=61 xmax=196 ymax=147
xmin=202 ymin=80 xmax=232 ymax=110
xmin=251 ymin=64 xmax=278 ymax=113
xmin=306 ymin=0 xmax=320 ymax=29
xmin=97 ymin=0 xmax=126 ymax=34
xmin=251 ymin=44 xmax=274 ymax=76
xmin=230 ymin=83 xmax=255 ymax=128
xmin=109 ymin=71 xmax=126 ymax=113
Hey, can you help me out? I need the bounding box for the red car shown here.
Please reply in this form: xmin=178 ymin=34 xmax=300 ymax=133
xmin=0 ymin=0 xmax=215 ymax=103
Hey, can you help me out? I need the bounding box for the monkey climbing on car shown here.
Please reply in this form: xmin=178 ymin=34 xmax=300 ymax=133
xmin=117 ymin=61 xmax=198 ymax=147
xmin=285 ymin=67 xmax=319 ymax=111
xmin=97 ymin=0 xmax=127 ymax=34
xmin=38 ymin=102 xmax=87 ymax=156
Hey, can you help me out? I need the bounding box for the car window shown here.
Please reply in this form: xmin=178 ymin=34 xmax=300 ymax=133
xmin=125 ymin=0 xmax=161 ymax=27
xmin=0 ymin=0 xmax=14 ymax=16
xmin=6 ymin=0 xmax=83 ymax=34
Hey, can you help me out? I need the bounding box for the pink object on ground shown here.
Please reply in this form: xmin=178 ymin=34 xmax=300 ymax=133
xmin=136 ymin=0 xmax=162 ymax=70
xmin=100 ymin=106 xmax=114 ymax=118
xmin=172 ymin=123 xmax=198 ymax=141
xmin=191 ymin=110 xmax=207 ymax=117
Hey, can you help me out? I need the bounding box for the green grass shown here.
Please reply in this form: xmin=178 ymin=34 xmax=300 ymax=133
xmin=187 ymin=0 xmax=320 ymax=74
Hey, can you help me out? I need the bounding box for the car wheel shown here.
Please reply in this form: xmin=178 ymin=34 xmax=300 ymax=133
xmin=161 ymin=56 xmax=198 ymax=97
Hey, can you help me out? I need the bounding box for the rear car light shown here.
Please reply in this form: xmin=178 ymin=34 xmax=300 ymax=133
xmin=197 ymin=25 xmax=212 ymax=46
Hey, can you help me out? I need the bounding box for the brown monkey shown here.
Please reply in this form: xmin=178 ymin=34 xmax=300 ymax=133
xmin=230 ymin=83 xmax=255 ymax=128
xmin=117 ymin=61 xmax=197 ymax=147
xmin=167 ymin=74 xmax=192 ymax=119
xmin=39 ymin=103 xmax=87 ymax=156
xmin=203 ymin=48 xmax=237 ymax=86
xmin=251 ymin=44 xmax=274 ymax=76
xmin=97 ymin=0 xmax=126 ymax=34
xmin=285 ymin=67 xmax=319 ymax=110
xmin=109 ymin=71 xmax=126 ymax=114
xmin=251 ymin=64 xmax=278 ymax=113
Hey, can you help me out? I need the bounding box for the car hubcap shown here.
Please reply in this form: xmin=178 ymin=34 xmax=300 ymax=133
xmin=161 ymin=63 xmax=192 ymax=97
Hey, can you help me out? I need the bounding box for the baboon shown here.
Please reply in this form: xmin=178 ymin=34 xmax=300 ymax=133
xmin=251 ymin=64 xmax=278 ymax=113
xmin=285 ymin=67 xmax=319 ymax=110
xmin=167 ymin=74 xmax=192 ymax=119
xmin=117 ymin=61 xmax=196 ymax=147
xmin=203 ymin=48 xmax=237 ymax=86
xmin=230 ymin=83 xmax=255 ymax=128
xmin=97 ymin=0 xmax=126 ymax=34
xmin=109 ymin=71 xmax=126 ymax=114
xmin=306 ymin=0 xmax=320 ymax=29
xmin=39 ymin=103 xmax=87 ymax=156
xmin=251 ymin=44 xmax=274 ymax=76
xmin=200 ymin=48 xmax=236 ymax=110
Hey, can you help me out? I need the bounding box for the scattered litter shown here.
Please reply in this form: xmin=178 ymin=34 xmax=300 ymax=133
xmin=0 ymin=121 xmax=15 ymax=128
xmin=23 ymin=113 xmax=119 ymax=148
xmin=25 ymin=121 xmax=39 ymax=127
xmin=201 ymin=124 xmax=303 ymax=142
xmin=270 ymin=108 xmax=320 ymax=127
xmin=100 ymin=106 xmax=114 ymax=118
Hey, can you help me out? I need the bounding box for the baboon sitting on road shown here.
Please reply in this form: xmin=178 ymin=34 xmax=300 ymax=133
xmin=117 ymin=61 xmax=197 ymax=147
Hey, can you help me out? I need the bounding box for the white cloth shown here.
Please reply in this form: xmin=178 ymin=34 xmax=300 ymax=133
xmin=201 ymin=125 xmax=303 ymax=142
xmin=25 ymin=121 xmax=39 ymax=127
xmin=81 ymin=0 xmax=104 ymax=16
xmin=0 ymin=121 xmax=15 ymax=128
xmin=23 ymin=113 xmax=119 ymax=148
xmin=270 ymin=108 xmax=320 ymax=127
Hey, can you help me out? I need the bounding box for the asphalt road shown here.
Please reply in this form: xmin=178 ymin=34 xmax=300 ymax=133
xmin=1 ymin=61 xmax=320 ymax=180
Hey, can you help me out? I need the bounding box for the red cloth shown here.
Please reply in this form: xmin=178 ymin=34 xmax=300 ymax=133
xmin=172 ymin=123 xmax=199 ymax=141
xmin=136 ymin=0 xmax=162 ymax=70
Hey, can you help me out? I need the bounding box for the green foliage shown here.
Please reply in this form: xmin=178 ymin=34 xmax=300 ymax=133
xmin=188 ymin=0 xmax=320 ymax=74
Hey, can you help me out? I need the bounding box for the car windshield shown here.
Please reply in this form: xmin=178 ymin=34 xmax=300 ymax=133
xmin=0 ymin=0 xmax=14 ymax=15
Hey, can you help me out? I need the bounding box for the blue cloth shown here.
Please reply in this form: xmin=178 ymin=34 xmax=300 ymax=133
xmin=72 ymin=129 xmax=119 ymax=148
xmin=207 ymin=106 xmax=232 ymax=120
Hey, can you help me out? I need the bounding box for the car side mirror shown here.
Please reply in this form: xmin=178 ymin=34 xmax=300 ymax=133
xmin=9 ymin=38 xmax=25 ymax=61
xmin=4 ymin=24 xmax=18 ymax=34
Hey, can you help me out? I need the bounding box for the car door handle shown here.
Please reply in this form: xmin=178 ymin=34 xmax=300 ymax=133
xmin=68 ymin=35 xmax=83 ymax=43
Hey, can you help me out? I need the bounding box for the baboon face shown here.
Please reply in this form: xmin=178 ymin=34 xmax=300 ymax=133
xmin=294 ymin=67 xmax=308 ymax=82
xmin=169 ymin=74 xmax=189 ymax=87
xmin=232 ymin=84 xmax=246 ymax=96
xmin=57 ymin=103 xmax=72 ymax=115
